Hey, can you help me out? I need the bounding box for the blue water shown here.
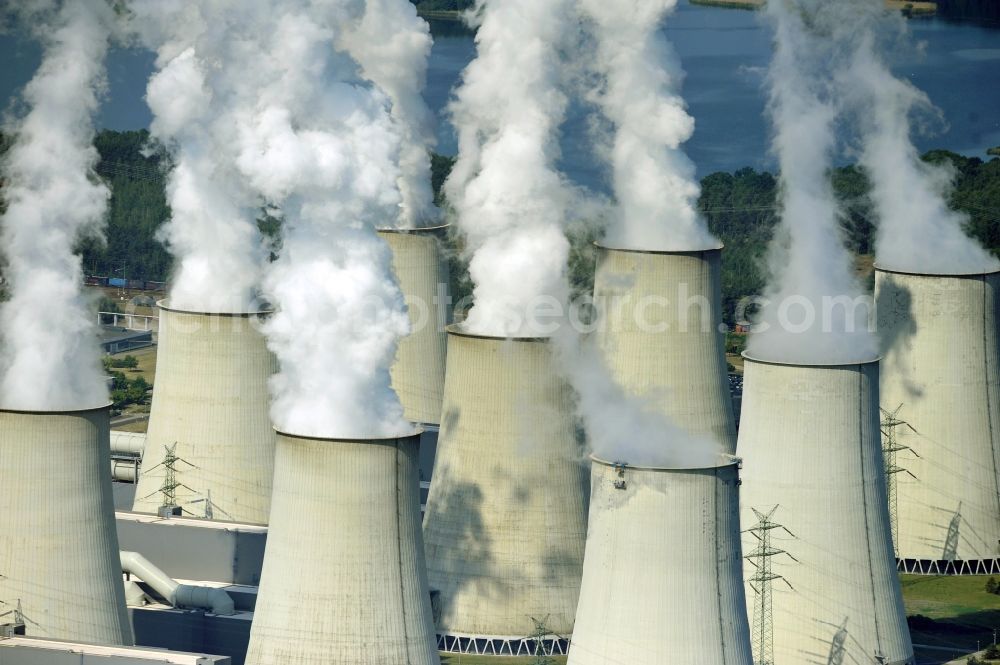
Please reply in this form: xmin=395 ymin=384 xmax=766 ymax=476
xmin=1 ymin=1 xmax=998 ymax=186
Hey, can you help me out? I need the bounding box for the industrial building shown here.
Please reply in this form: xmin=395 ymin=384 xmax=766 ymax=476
xmin=593 ymin=244 xmax=737 ymax=452
xmin=131 ymin=302 xmax=277 ymax=524
xmin=421 ymin=327 xmax=587 ymax=656
xmin=738 ymin=355 xmax=914 ymax=665
xmin=245 ymin=430 xmax=439 ymax=665
xmin=877 ymin=267 xmax=1000 ymax=574
xmin=567 ymin=456 xmax=753 ymax=665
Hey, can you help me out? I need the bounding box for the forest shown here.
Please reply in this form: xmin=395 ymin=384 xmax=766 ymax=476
xmin=2 ymin=129 xmax=1000 ymax=325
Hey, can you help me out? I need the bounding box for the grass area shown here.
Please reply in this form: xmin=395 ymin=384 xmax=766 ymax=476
xmin=901 ymin=574 xmax=1000 ymax=655
xmin=989 ymin=147 xmax=1000 ymax=157
xmin=439 ymin=656 xmax=566 ymax=665
xmin=109 ymin=346 xmax=157 ymax=427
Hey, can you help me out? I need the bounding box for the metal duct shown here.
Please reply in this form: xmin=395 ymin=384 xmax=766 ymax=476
xmin=877 ymin=268 xmax=1000 ymax=572
xmin=120 ymin=552 xmax=234 ymax=615
xmin=132 ymin=301 xmax=277 ymax=524
xmin=738 ymin=355 xmax=913 ymax=665
xmin=568 ymin=457 xmax=752 ymax=665
xmin=0 ymin=406 xmax=133 ymax=645
xmin=110 ymin=431 xmax=146 ymax=456
xmin=245 ymin=430 xmax=438 ymax=665
xmin=378 ymin=225 xmax=450 ymax=426
xmin=593 ymin=244 xmax=737 ymax=453
xmin=422 ymin=327 xmax=587 ymax=655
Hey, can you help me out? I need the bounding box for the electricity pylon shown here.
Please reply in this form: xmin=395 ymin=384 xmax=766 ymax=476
xmin=141 ymin=442 xmax=197 ymax=514
xmin=744 ymin=506 xmax=797 ymax=665
xmin=880 ymin=405 xmax=920 ymax=554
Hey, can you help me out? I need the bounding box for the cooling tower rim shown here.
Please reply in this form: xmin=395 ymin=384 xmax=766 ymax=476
xmin=377 ymin=223 xmax=450 ymax=235
xmin=593 ymin=240 xmax=724 ymax=255
xmin=273 ymin=426 xmax=424 ymax=444
xmin=874 ymin=264 xmax=1000 ymax=278
xmin=590 ymin=452 xmax=741 ymax=472
xmin=447 ymin=323 xmax=551 ymax=342
xmin=157 ymin=299 xmax=275 ymax=317
xmin=0 ymin=401 xmax=112 ymax=416
xmin=741 ymin=350 xmax=880 ymax=368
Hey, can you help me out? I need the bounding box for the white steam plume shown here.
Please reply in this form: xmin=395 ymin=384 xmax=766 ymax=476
xmin=444 ymin=0 xmax=575 ymax=337
xmin=579 ymin=0 xmax=716 ymax=251
xmin=834 ymin=3 xmax=998 ymax=275
xmin=339 ymin=0 xmax=440 ymax=228
xmin=747 ymin=0 xmax=877 ymax=365
xmin=221 ymin=2 xmax=411 ymax=438
xmin=0 ymin=0 xmax=115 ymax=410
xmin=130 ymin=2 xmax=270 ymax=313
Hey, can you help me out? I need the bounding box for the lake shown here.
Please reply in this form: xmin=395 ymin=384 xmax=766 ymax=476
xmin=1 ymin=1 xmax=998 ymax=187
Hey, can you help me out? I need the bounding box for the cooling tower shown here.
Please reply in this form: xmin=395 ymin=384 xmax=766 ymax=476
xmin=132 ymin=301 xmax=277 ymax=524
xmin=593 ymin=243 xmax=737 ymax=453
xmin=422 ymin=327 xmax=587 ymax=656
xmin=378 ymin=225 xmax=449 ymax=426
xmin=738 ymin=355 xmax=914 ymax=665
xmin=244 ymin=430 xmax=439 ymax=665
xmin=567 ymin=456 xmax=752 ymax=665
xmin=876 ymin=267 xmax=1000 ymax=573
xmin=0 ymin=406 xmax=132 ymax=645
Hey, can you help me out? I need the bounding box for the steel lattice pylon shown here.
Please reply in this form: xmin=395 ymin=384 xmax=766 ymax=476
xmin=744 ymin=506 xmax=797 ymax=665
xmin=141 ymin=442 xmax=198 ymax=514
xmin=880 ymin=405 xmax=920 ymax=554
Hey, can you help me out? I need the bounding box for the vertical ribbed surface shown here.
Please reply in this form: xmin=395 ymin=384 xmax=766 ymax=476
xmin=568 ymin=460 xmax=752 ymax=665
xmin=738 ymin=358 xmax=913 ymax=665
xmin=379 ymin=228 xmax=449 ymax=425
xmin=422 ymin=330 xmax=587 ymax=639
xmin=877 ymin=269 xmax=1000 ymax=562
xmin=594 ymin=246 xmax=737 ymax=453
xmin=132 ymin=303 xmax=277 ymax=524
xmin=0 ymin=407 xmax=132 ymax=645
xmin=245 ymin=432 xmax=439 ymax=665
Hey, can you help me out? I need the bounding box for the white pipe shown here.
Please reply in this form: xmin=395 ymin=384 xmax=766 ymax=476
xmin=120 ymin=551 xmax=235 ymax=615
xmin=111 ymin=459 xmax=138 ymax=483
xmin=110 ymin=431 xmax=147 ymax=456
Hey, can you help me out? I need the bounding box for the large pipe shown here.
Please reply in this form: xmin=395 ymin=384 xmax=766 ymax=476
xmin=132 ymin=301 xmax=277 ymax=524
xmin=876 ymin=267 xmax=1000 ymax=573
xmin=120 ymin=551 xmax=234 ymax=615
xmin=593 ymin=243 xmax=737 ymax=453
xmin=110 ymin=430 xmax=146 ymax=456
xmin=0 ymin=405 xmax=133 ymax=645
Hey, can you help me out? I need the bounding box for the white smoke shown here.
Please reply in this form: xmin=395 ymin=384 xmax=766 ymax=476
xmin=0 ymin=0 xmax=116 ymax=410
xmin=834 ymin=3 xmax=999 ymax=275
xmin=747 ymin=0 xmax=877 ymax=365
xmin=130 ymin=2 xmax=271 ymax=314
xmin=339 ymin=0 xmax=440 ymax=228
xmin=444 ymin=0 xmax=575 ymax=337
xmin=579 ymin=0 xmax=717 ymax=251
xmin=214 ymin=2 xmax=411 ymax=438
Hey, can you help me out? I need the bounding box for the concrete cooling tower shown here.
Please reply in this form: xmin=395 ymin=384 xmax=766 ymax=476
xmin=244 ymin=430 xmax=439 ymax=665
xmin=567 ymin=457 xmax=752 ymax=665
xmin=738 ymin=355 xmax=913 ymax=665
xmin=132 ymin=301 xmax=277 ymax=524
xmin=422 ymin=327 xmax=587 ymax=656
xmin=378 ymin=225 xmax=449 ymax=427
xmin=877 ymin=268 xmax=1000 ymax=574
xmin=0 ymin=406 xmax=132 ymax=645
xmin=593 ymin=244 xmax=737 ymax=452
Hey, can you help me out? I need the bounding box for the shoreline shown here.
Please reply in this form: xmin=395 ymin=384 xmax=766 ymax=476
xmin=689 ymin=0 xmax=937 ymax=15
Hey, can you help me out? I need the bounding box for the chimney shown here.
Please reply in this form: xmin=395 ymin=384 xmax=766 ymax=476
xmin=131 ymin=301 xmax=277 ymax=524
xmin=422 ymin=327 xmax=587 ymax=657
xmin=0 ymin=405 xmax=132 ymax=645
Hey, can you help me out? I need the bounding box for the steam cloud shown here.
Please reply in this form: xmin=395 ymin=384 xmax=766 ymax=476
xmin=444 ymin=0 xmax=575 ymax=337
xmin=0 ymin=0 xmax=116 ymax=410
xmin=747 ymin=0 xmax=877 ymax=365
xmin=339 ymin=0 xmax=440 ymax=228
xmin=131 ymin=2 xmax=271 ymax=313
xmin=580 ymin=0 xmax=717 ymax=251
xmin=834 ymin=1 xmax=999 ymax=275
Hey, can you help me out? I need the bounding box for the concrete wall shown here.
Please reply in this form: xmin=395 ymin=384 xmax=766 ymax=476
xmin=422 ymin=330 xmax=587 ymax=641
xmin=245 ymin=432 xmax=439 ymax=665
xmin=0 ymin=407 xmax=132 ymax=645
xmin=594 ymin=245 xmax=737 ymax=453
xmin=0 ymin=635 xmax=229 ymax=664
xmin=738 ymin=357 xmax=913 ymax=665
xmin=877 ymin=269 xmax=1000 ymax=563
xmin=379 ymin=226 xmax=449 ymax=426
xmin=132 ymin=303 xmax=277 ymax=524
xmin=568 ymin=459 xmax=752 ymax=665
xmin=130 ymin=609 xmax=248 ymax=665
